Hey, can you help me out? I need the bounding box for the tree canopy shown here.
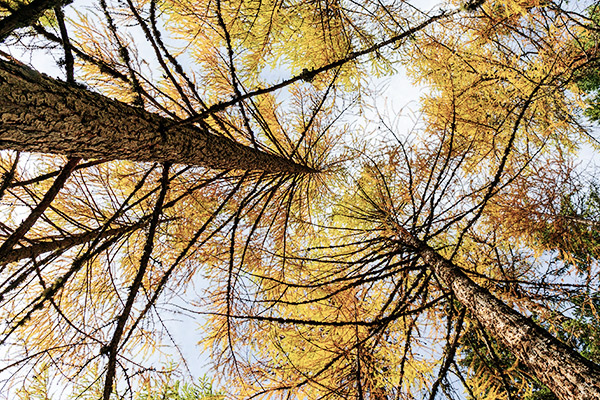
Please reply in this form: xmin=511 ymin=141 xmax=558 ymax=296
xmin=0 ymin=0 xmax=599 ymax=399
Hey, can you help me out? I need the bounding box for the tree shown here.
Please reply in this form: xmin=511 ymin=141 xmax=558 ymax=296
xmin=571 ymin=1 xmax=600 ymax=123
xmin=16 ymin=363 xmax=224 ymax=400
xmin=0 ymin=0 xmax=599 ymax=399
xmin=201 ymin=2 xmax=600 ymax=398
xmin=204 ymin=131 xmax=600 ymax=399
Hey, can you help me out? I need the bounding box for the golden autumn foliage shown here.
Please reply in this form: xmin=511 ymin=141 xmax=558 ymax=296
xmin=0 ymin=0 xmax=599 ymax=399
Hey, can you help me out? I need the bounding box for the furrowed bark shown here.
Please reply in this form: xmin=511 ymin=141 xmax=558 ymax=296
xmin=0 ymin=59 xmax=315 ymax=174
xmin=396 ymin=227 xmax=600 ymax=400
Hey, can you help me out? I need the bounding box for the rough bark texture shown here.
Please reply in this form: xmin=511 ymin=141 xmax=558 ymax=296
xmin=0 ymin=59 xmax=314 ymax=173
xmin=0 ymin=0 xmax=70 ymax=41
xmin=396 ymin=227 xmax=600 ymax=400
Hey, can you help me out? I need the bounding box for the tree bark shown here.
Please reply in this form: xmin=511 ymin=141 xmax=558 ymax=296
xmin=395 ymin=227 xmax=600 ymax=400
xmin=0 ymin=59 xmax=315 ymax=174
xmin=0 ymin=222 xmax=146 ymax=265
xmin=0 ymin=0 xmax=70 ymax=42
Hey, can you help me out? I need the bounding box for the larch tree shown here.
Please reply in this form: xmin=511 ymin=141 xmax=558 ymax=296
xmin=0 ymin=0 xmax=451 ymax=398
xmin=0 ymin=0 xmax=599 ymax=399
xmin=201 ymin=1 xmax=600 ymax=399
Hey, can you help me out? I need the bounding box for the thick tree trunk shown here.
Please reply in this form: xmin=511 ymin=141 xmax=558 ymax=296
xmin=396 ymin=227 xmax=600 ymax=400
xmin=0 ymin=0 xmax=70 ymax=42
xmin=0 ymin=59 xmax=314 ymax=173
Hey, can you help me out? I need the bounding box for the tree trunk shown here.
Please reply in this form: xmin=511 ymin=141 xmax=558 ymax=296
xmin=0 ymin=0 xmax=70 ymax=42
xmin=0 ymin=59 xmax=314 ymax=174
xmin=396 ymin=227 xmax=600 ymax=400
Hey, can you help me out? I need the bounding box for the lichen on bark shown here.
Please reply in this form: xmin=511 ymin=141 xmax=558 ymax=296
xmin=0 ymin=59 xmax=316 ymax=174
